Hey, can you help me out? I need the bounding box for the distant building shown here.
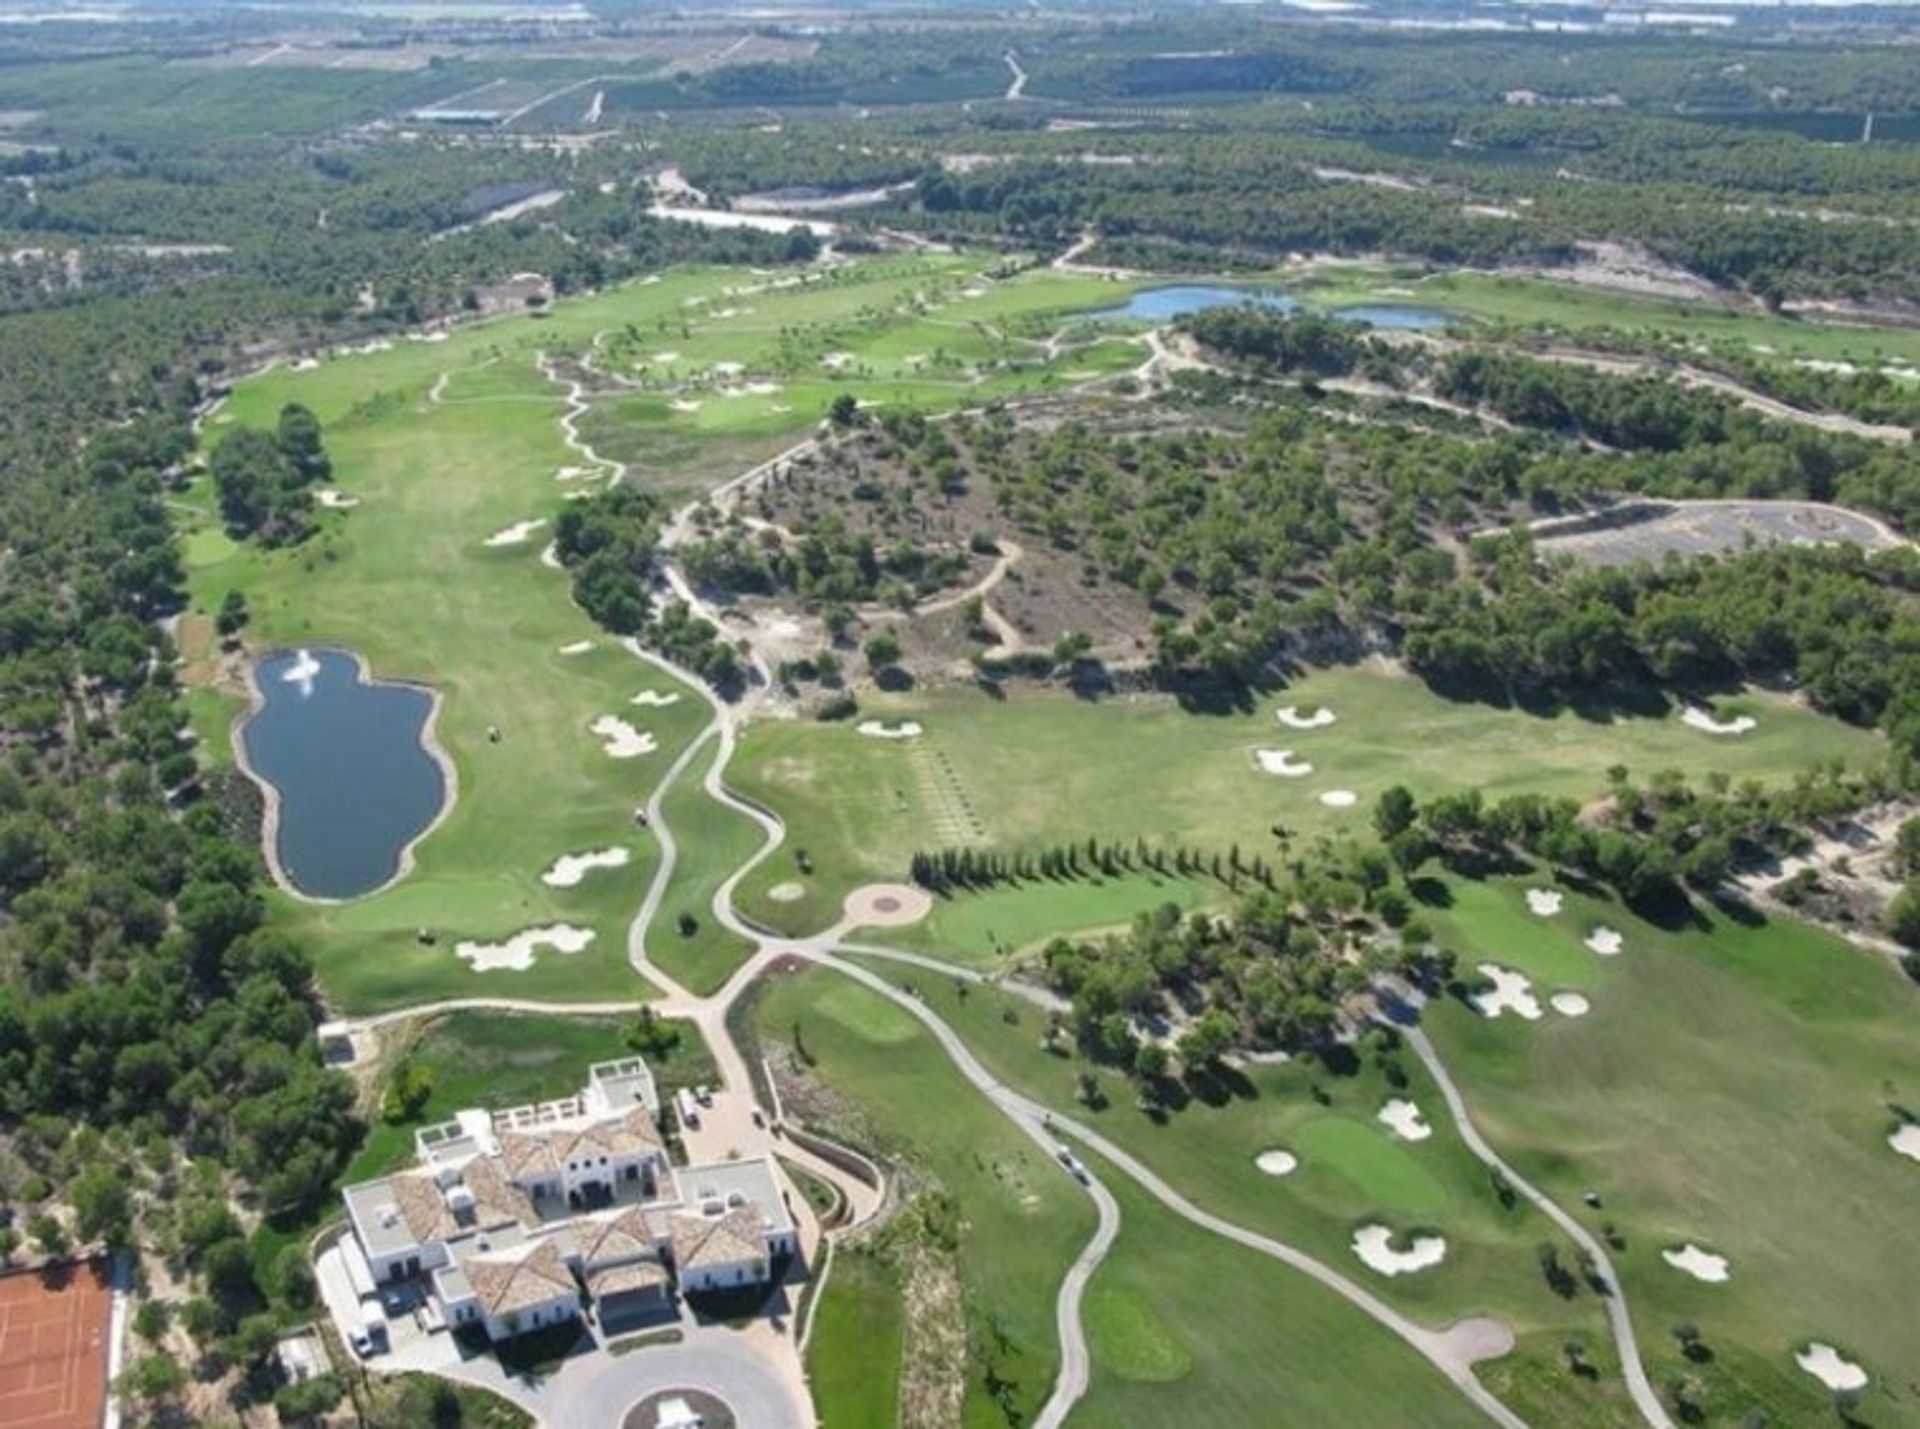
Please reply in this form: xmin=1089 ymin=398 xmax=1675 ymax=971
xmin=337 ymin=1057 xmax=797 ymax=1342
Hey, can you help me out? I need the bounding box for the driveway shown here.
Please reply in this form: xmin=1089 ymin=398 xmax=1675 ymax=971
xmin=545 ymin=1329 xmax=812 ymax=1427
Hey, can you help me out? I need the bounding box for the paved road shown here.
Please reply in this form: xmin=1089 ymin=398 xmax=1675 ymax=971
xmin=1401 ymin=1025 xmax=1673 ymax=1429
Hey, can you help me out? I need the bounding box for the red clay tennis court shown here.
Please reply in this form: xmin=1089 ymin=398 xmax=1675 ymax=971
xmin=0 ymin=1260 xmax=111 ymax=1429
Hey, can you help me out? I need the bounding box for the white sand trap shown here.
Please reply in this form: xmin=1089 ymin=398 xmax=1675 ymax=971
xmin=1352 ymin=1225 xmax=1448 ymax=1276
xmin=484 ymin=518 xmax=547 ymax=548
xmin=1319 ymin=789 xmax=1359 ymax=808
xmin=456 ymin=924 xmax=594 ymax=973
xmin=1474 ymin=964 xmax=1543 ymax=1021
xmin=1550 ymin=992 xmax=1590 ymax=1018
xmin=821 ymin=351 xmax=853 ymax=369
xmin=590 ymin=715 xmax=657 ymax=759
xmin=1889 ymin=1123 xmax=1920 ymax=1163
xmin=314 ymin=487 xmax=360 ymax=509
xmin=541 ymin=847 xmax=630 ymax=888
xmin=712 ymin=361 xmax=744 ymax=377
xmin=554 ymin=465 xmax=594 ymax=482
xmin=745 ymin=381 xmax=781 ymax=396
xmin=1682 ymin=706 xmax=1757 ymax=736
xmin=768 ymin=881 xmax=806 ymax=903
xmin=1378 ymin=1099 xmax=1432 ymax=1142
xmin=1662 ymin=1244 xmax=1730 ymax=1283
xmin=1797 ymin=1344 xmax=1868 ymax=1393
xmin=669 ymin=399 xmax=703 ymax=413
xmin=962 ymin=285 xmax=988 ymax=298
xmin=1277 ymin=705 xmax=1337 ymax=730
xmin=652 ymin=351 xmax=679 ymax=363
xmin=1255 ymin=748 xmax=1313 ymax=777
xmin=540 ymin=542 xmax=564 ymax=570
xmin=282 ymin=648 xmax=322 ymax=697
xmin=1525 ymin=888 xmax=1563 ymax=917
xmin=1255 ymin=1149 xmax=1299 ymax=1177
xmin=1584 ymin=927 xmax=1623 ymax=956
xmin=291 ymin=357 xmax=320 ymax=372
xmin=857 ymin=720 xmax=923 ymax=739
xmin=558 ymin=640 xmax=594 ymax=655
xmin=630 ymin=689 xmax=682 ymax=708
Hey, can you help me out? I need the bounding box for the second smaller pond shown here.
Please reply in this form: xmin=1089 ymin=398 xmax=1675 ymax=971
xmin=241 ymin=647 xmax=448 ymax=901
xmin=1093 ymin=284 xmax=1455 ymax=330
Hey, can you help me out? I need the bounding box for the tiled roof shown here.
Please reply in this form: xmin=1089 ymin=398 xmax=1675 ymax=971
xmin=577 ymin=1205 xmax=662 ymax=1268
xmin=670 ymin=1206 xmax=766 ymax=1273
xmin=462 ymin=1155 xmax=537 ymax=1229
xmin=498 ymin=1108 xmax=662 ymax=1183
xmin=389 ymin=1173 xmax=456 ymax=1244
xmin=464 ymin=1239 xmax=576 ymax=1320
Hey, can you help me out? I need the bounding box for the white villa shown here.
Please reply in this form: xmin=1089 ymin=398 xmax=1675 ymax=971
xmin=339 ymin=1058 xmax=798 ymax=1340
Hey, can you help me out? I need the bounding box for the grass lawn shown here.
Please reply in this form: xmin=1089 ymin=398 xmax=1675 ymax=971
xmin=1421 ymin=873 xmax=1920 ymax=1428
xmin=751 ymin=965 xmax=1095 ymax=1429
xmin=734 ymin=665 xmax=1879 ymax=939
xmin=1073 ymin=1157 xmax=1498 ymax=1429
xmin=842 ymin=958 xmax=1639 ymax=1426
xmin=183 ymin=254 xmax=1145 ymax=1014
xmin=343 ymin=1009 xmax=715 ymax=1184
xmin=1294 ymin=265 xmax=1920 ymax=368
xmin=645 ymin=735 xmax=762 ymax=996
xmin=803 ymin=1247 xmax=906 ymax=1429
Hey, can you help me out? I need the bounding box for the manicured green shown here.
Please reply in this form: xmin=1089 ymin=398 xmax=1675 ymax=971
xmin=752 ymin=966 xmax=1094 ymax=1429
xmin=736 ymin=666 xmax=1879 ymax=938
xmin=803 ymin=1248 xmax=906 ymax=1429
xmin=843 ymin=957 xmax=1638 ymax=1426
xmin=1423 ymin=873 xmax=1920 ymax=1428
xmin=183 ymin=254 xmax=1149 ymax=1013
xmin=646 ymin=735 xmax=762 ymax=996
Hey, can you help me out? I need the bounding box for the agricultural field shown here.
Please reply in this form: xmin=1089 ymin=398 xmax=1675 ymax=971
xmin=736 ymin=665 xmax=1882 ymax=939
xmin=178 ymin=254 xmax=1149 ymax=1014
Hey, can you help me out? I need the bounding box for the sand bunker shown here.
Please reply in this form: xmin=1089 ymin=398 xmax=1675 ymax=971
xmin=455 ymin=924 xmax=594 ymax=973
xmin=1549 ymin=992 xmax=1591 ymax=1018
xmin=1277 ymin=705 xmax=1337 ymax=730
xmin=590 ymin=715 xmax=657 ymax=759
xmin=484 ymin=518 xmax=547 ymax=548
xmin=630 ymin=690 xmax=682 ymax=708
xmin=1662 ymin=1244 xmax=1730 ymax=1283
xmin=558 ymin=640 xmax=594 ymax=655
xmin=1796 ymin=1344 xmax=1868 ymax=1393
xmin=669 ymin=399 xmax=702 ymax=413
xmin=1378 ymin=1099 xmax=1432 ymax=1142
xmin=315 ymin=488 xmax=360 ymax=509
xmin=1682 ymin=706 xmax=1757 ymax=736
xmin=1255 ymin=748 xmax=1313 ymax=777
xmin=1255 ymin=1149 xmax=1298 ymax=1177
xmin=857 ymin=720 xmax=923 ymax=739
xmin=745 ymin=380 xmax=780 ymax=396
xmin=1889 ymin=1123 xmax=1920 ymax=1163
xmin=652 ymin=351 xmax=679 ymax=363
xmin=1584 ymin=927 xmax=1623 ymax=956
xmin=712 ymin=361 xmax=744 ymax=377
xmin=1318 ymin=789 xmax=1359 ymax=808
xmin=821 ymin=351 xmax=853 ymax=370
xmin=540 ymin=543 xmax=565 ymax=570
xmin=1474 ymin=964 xmax=1543 ymax=1021
xmin=768 ymin=881 xmax=806 ymax=903
xmin=541 ymin=847 xmax=630 ymax=888
xmin=1525 ymin=888 xmax=1563 ymax=917
xmin=554 ymin=465 xmax=594 ymax=482
xmin=1352 ymin=1225 xmax=1448 ymax=1277
xmin=291 ymin=357 xmax=320 ymax=372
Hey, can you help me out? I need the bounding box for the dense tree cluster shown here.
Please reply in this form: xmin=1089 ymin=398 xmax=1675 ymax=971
xmin=208 ymin=403 xmax=331 ymax=545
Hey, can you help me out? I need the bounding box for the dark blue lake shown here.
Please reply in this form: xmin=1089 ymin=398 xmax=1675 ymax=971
xmin=1094 ymin=284 xmax=1455 ymax=330
xmin=242 ymin=647 xmax=447 ymax=900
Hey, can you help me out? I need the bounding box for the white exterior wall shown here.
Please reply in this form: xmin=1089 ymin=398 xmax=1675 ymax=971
xmin=364 ymin=1237 xmax=449 ymax=1285
xmin=679 ymin=1255 xmax=770 ymax=1296
xmin=482 ymin=1289 xmax=581 ymax=1342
